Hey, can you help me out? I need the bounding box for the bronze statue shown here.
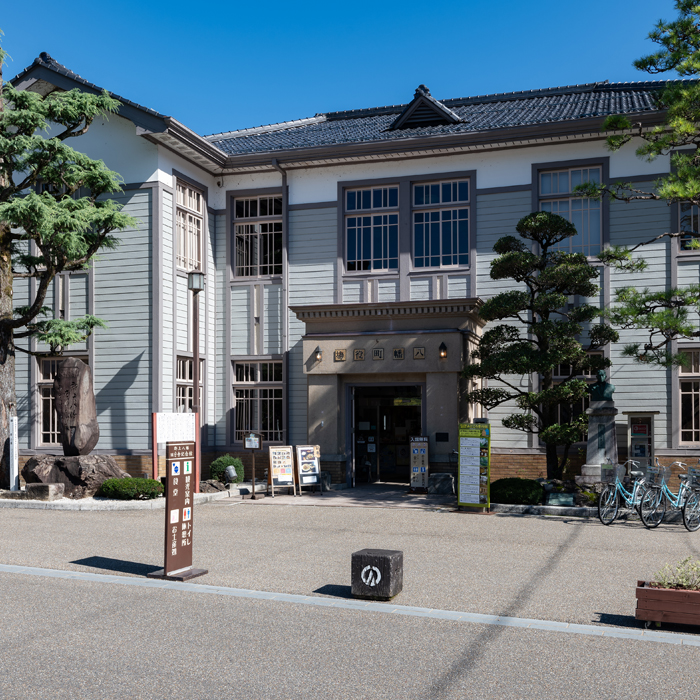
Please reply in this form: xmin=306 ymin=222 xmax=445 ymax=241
xmin=589 ymin=369 xmax=615 ymax=402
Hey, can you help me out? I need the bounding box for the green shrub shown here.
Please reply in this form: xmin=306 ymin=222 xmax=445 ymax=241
xmin=490 ymin=478 xmax=544 ymax=505
xmin=209 ymin=455 xmax=244 ymax=483
xmin=100 ymin=477 xmax=164 ymax=500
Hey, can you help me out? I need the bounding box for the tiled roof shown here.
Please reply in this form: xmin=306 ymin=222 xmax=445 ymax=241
xmin=206 ymin=80 xmax=672 ymax=156
xmin=11 ymin=52 xmax=167 ymax=119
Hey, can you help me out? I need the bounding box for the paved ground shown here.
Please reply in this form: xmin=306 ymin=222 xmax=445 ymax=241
xmin=1 ymin=492 xmax=699 ymax=698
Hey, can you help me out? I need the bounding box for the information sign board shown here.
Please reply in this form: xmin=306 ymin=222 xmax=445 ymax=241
xmin=457 ymin=423 xmax=491 ymax=508
xmin=296 ymin=445 xmax=321 ymax=486
xmin=268 ymin=446 xmax=297 ymax=496
xmin=155 ymin=413 xmax=196 ymax=443
xmin=410 ymin=436 xmax=429 ymax=489
xmin=164 ymin=442 xmax=195 ymax=575
xmin=245 ymin=433 xmax=261 ymax=450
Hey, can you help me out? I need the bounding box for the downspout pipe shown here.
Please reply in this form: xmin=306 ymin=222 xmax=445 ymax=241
xmin=271 ymin=159 xmax=290 ymax=445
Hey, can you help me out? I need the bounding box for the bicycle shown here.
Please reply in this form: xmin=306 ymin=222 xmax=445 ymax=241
xmin=639 ymin=458 xmax=692 ymax=529
xmin=682 ymin=461 xmax=700 ymax=532
xmin=598 ymin=460 xmax=647 ymax=526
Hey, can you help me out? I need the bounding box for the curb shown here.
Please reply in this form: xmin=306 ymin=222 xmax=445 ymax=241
xmin=488 ymin=503 xmax=598 ymax=517
xmin=0 ymin=490 xmax=232 ymax=511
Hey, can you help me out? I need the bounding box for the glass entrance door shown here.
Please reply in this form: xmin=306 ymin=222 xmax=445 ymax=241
xmin=353 ymin=385 xmax=422 ymax=483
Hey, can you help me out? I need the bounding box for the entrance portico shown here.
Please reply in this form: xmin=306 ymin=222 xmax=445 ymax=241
xmin=292 ymin=299 xmax=485 ymax=487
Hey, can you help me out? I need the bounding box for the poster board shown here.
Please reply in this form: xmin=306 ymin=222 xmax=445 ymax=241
xmin=155 ymin=413 xmax=196 ymax=443
xmin=410 ymin=436 xmax=429 ymax=489
xmin=268 ymin=446 xmax=297 ymax=496
xmin=457 ymin=423 xmax=491 ymax=508
xmin=296 ymin=445 xmax=321 ymax=487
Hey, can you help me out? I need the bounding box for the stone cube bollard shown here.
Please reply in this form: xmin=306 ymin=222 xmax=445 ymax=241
xmin=351 ymin=549 xmax=403 ymax=600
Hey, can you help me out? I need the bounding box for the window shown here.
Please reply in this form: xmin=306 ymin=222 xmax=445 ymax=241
xmin=234 ymin=196 xmax=283 ymax=277
xmin=552 ymin=354 xmax=601 ymax=432
xmin=176 ymin=357 xmax=203 ymax=413
xmin=176 ymin=182 xmax=203 ymax=271
xmin=539 ymin=167 xmax=601 ymax=256
xmin=37 ymin=356 xmax=88 ymax=446
xmin=232 ymin=361 xmax=283 ymax=442
xmin=412 ymin=179 xmax=469 ymax=268
xmin=680 ymin=350 xmax=700 ymax=442
xmin=345 ymin=186 xmax=399 ymax=272
xmin=679 ymin=203 xmax=700 ymax=251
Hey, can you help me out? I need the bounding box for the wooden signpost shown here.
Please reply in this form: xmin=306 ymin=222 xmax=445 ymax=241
xmin=268 ymin=446 xmax=298 ymax=497
xmin=148 ymin=441 xmax=208 ymax=581
xmin=295 ymin=444 xmax=323 ymax=494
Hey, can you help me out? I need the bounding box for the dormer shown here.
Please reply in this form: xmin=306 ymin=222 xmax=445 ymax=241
xmin=389 ymin=85 xmax=462 ymax=130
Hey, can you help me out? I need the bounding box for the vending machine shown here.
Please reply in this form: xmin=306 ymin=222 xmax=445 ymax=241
xmin=627 ymin=414 xmax=655 ymax=468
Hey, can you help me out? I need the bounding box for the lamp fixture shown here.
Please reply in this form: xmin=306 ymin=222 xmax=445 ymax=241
xmin=187 ymin=270 xmax=205 ymax=292
xmin=314 ymin=346 xmax=322 ymax=362
xmin=439 ymin=342 xmax=447 ymax=359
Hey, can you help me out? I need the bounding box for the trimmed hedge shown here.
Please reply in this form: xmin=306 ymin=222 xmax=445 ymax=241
xmin=100 ymin=477 xmax=164 ymax=500
xmin=209 ymin=455 xmax=244 ymax=483
xmin=490 ymin=478 xmax=544 ymax=505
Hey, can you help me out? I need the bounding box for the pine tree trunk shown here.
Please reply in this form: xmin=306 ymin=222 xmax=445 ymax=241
xmin=546 ymin=442 xmax=560 ymax=481
xmin=0 ymin=223 xmax=15 ymax=489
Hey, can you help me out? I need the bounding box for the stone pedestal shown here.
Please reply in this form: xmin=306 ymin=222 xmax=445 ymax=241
xmin=351 ymin=549 xmax=403 ymax=600
xmin=576 ymin=400 xmax=618 ymax=487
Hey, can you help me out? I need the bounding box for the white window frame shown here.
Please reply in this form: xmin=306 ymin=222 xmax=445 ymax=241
xmin=233 ymin=195 xmax=283 ymax=278
xmin=679 ymin=203 xmax=700 ymax=252
xmin=232 ymin=360 xmax=284 ymax=443
xmin=176 ymin=182 xmax=203 ymax=271
xmin=344 ymin=186 xmax=399 ymax=273
xmin=679 ymin=349 xmax=700 ymax=443
xmin=411 ymin=178 xmax=470 ymax=270
xmin=539 ymin=166 xmax=602 ymax=258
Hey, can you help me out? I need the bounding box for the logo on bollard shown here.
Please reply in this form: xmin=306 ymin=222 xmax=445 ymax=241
xmin=361 ymin=565 xmax=382 ymax=587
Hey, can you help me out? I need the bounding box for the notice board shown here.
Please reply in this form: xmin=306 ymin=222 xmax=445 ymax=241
xmin=269 ymin=446 xmax=297 ymax=496
xmin=410 ymin=436 xmax=429 ymax=489
xmin=458 ymin=423 xmax=491 ymax=508
xmin=296 ymin=445 xmax=321 ymax=486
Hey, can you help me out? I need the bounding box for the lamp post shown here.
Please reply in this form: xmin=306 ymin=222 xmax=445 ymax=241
xmin=188 ymin=271 xmax=205 ymax=493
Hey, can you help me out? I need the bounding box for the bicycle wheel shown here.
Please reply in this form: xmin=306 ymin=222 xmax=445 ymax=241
xmin=640 ymin=487 xmax=666 ymax=529
xmin=683 ymin=490 xmax=700 ymax=532
xmin=598 ymin=486 xmax=619 ymax=526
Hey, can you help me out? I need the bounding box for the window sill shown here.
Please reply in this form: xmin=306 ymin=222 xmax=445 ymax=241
xmin=342 ymin=270 xmax=399 ymax=278
xmin=231 ymin=275 xmax=283 ymax=283
xmin=408 ymin=267 xmax=470 ymax=275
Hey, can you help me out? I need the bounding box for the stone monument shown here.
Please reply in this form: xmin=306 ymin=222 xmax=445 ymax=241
xmin=21 ymin=358 xmax=130 ymax=498
xmin=577 ymin=369 xmax=618 ymax=487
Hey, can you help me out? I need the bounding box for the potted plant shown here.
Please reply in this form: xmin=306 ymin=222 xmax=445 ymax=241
xmin=636 ymin=557 xmax=700 ymax=627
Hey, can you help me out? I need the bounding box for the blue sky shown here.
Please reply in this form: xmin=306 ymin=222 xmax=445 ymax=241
xmin=2 ymin=0 xmax=679 ymax=136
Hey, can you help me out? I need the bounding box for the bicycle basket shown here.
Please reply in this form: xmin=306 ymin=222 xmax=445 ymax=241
xmin=601 ymin=465 xmax=626 ymax=483
xmin=646 ymin=465 xmax=669 ymax=487
xmin=689 ymin=468 xmax=700 ymax=489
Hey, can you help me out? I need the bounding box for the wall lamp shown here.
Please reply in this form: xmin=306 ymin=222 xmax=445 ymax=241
xmin=439 ymin=342 xmax=448 ymax=359
xmin=314 ymin=346 xmax=323 ymax=362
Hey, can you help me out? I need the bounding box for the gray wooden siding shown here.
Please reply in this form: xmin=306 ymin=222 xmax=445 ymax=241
xmin=447 ymin=275 xmax=469 ymax=298
xmin=410 ymin=278 xmax=431 ymax=301
xmin=608 ymin=187 xmax=672 ymax=448
xmin=377 ymin=279 xmax=399 ymax=302
xmin=13 ymin=276 xmax=31 ymax=449
xmin=93 ymin=189 xmax=152 ymax=450
xmin=176 ymin=275 xmax=188 ymax=353
xmin=206 ymin=210 xmax=216 ymax=444
xmin=69 ymin=273 xmax=89 ymax=351
xmin=231 ymin=286 xmax=251 ymax=355
xmin=288 ymin=208 xmax=337 ymax=445
xmin=264 ymin=284 xmax=283 ymax=355
xmin=215 ymin=213 xmax=227 ymax=446
xmin=476 ymin=190 xmax=533 ymax=450
xmin=162 ymin=190 xmax=174 ymax=412
xmin=343 ymin=280 xmax=362 ymax=303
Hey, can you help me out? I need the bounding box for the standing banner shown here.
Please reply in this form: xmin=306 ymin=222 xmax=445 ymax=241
xmin=458 ymin=423 xmax=491 ymax=508
xmin=410 ymin=436 xmax=429 ymax=490
xmin=268 ymin=446 xmax=297 ymax=497
xmin=296 ymin=445 xmax=321 ymax=491
xmin=148 ymin=441 xmax=208 ymax=581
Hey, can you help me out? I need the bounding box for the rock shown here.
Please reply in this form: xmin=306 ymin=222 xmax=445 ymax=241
xmin=21 ymin=454 xmax=129 ymax=498
xmin=199 ymin=479 xmax=227 ymax=493
xmin=26 ymin=483 xmax=65 ymax=501
xmin=428 ymin=473 xmax=455 ymax=495
xmin=54 ymin=358 xmax=100 ymax=456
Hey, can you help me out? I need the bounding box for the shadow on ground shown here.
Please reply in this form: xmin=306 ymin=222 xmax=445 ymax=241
xmin=313 ymin=584 xmax=353 ymax=599
xmin=71 ymin=556 xmax=161 ymax=577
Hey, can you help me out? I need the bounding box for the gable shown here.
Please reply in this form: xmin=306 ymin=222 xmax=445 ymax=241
xmin=390 ymin=85 xmax=462 ymax=130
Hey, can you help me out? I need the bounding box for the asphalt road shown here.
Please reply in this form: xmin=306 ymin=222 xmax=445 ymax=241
xmin=1 ymin=501 xmax=699 ymax=698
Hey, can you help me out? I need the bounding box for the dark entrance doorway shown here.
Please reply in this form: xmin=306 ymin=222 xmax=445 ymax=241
xmin=353 ymin=385 xmax=422 ymax=484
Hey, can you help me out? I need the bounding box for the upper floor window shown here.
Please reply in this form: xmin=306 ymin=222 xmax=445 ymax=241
xmin=234 ymin=195 xmax=283 ymax=277
xmin=176 ymin=182 xmax=203 ymax=271
xmin=679 ymin=203 xmax=700 ymax=251
xmin=412 ymin=179 xmax=469 ymax=268
xmin=345 ymin=187 xmax=399 ymax=272
xmin=176 ymin=356 xmax=203 ymax=413
xmin=680 ymin=350 xmax=700 ymax=442
xmin=539 ymin=167 xmax=601 ymax=257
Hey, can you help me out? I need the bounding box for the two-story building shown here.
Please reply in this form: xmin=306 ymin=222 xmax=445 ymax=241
xmin=11 ymin=53 xmax=696 ymax=485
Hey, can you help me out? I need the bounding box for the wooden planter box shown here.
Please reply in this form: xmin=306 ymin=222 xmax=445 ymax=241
xmin=636 ymin=580 xmax=700 ymax=626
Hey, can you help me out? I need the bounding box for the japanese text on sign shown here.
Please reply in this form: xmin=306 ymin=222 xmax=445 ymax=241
xmin=458 ymin=424 xmax=490 ymax=508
